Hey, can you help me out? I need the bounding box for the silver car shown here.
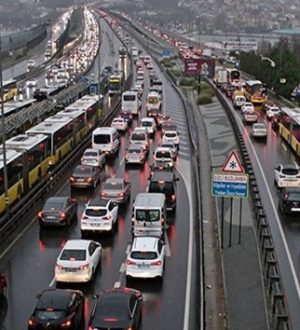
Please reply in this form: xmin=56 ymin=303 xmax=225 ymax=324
xmin=251 ymin=123 xmax=267 ymax=139
xmin=81 ymin=148 xmax=106 ymax=168
xmin=100 ymin=177 xmax=131 ymax=204
xmin=125 ymin=145 xmax=147 ymax=165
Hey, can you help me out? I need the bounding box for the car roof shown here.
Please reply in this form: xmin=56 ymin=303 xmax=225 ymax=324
xmin=45 ymin=196 xmax=68 ymax=204
xmin=63 ymin=239 xmax=92 ymax=250
xmin=36 ymin=289 xmax=80 ymax=310
xmin=150 ymin=171 xmax=175 ymax=181
xmin=128 ymin=144 xmax=143 ymax=150
xmin=280 ymin=164 xmax=299 ymax=170
xmin=104 ymin=177 xmax=124 ymax=184
xmin=155 ymin=147 xmax=172 ymax=153
xmin=132 ymin=236 xmax=159 ymax=251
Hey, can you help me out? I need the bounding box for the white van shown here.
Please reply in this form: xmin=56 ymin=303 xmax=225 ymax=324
xmin=132 ymin=193 xmax=166 ymax=239
xmin=122 ymin=91 xmax=140 ymax=115
xmin=146 ymin=91 xmax=162 ymax=117
xmin=130 ymin=127 xmax=149 ymax=152
xmin=92 ymin=127 xmax=119 ymax=156
xmin=140 ymin=117 xmax=156 ymax=137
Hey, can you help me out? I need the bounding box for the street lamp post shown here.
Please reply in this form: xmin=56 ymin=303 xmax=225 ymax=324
xmin=0 ymin=32 xmax=9 ymax=213
xmin=260 ymin=55 xmax=276 ymax=68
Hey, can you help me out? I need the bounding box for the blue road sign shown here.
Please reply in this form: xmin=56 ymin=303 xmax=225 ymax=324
xmin=162 ymin=49 xmax=171 ymax=59
xmin=211 ymin=173 xmax=248 ymax=198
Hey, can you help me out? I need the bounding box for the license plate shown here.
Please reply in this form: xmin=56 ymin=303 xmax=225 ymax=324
xmin=291 ymin=208 xmax=300 ymax=212
xmin=64 ymin=268 xmax=77 ymax=272
xmin=90 ymin=223 xmax=100 ymax=227
xmin=46 ymin=216 xmax=56 ymax=219
xmin=138 ymin=263 xmax=150 ymax=269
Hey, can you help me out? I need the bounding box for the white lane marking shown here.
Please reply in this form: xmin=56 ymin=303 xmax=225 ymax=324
xmin=175 ymin=164 xmax=194 ymax=330
xmin=119 ymin=262 xmax=126 ymax=273
xmin=114 ymin=281 xmax=121 ymax=288
xmin=235 ymin=113 xmax=300 ymax=300
xmin=281 ymin=143 xmax=288 ymax=151
xmin=49 ymin=277 xmax=56 ymax=288
xmin=119 ymin=156 xmax=124 ymax=166
xmin=164 ymin=233 xmax=171 ymax=257
xmin=126 ymin=244 xmax=131 ymax=255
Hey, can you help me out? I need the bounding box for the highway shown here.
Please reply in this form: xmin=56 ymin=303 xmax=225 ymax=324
xmin=0 ymin=10 xmax=197 ymax=330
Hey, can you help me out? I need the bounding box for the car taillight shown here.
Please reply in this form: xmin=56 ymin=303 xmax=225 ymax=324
xmin=61 ymin=320 xmax=72 ymax=328
xmin=55 ymin=264 xmax=63 ymax=270
xmin=127 ymin=259 xmax=136 ymax=265
xmin=102 ymin=215 xmax=111 ymax=220
xmin=101 ymin=192 xmax=107 ymax=196
xmin=88 ymin=327 xmax=93 ymax=330
xmin=279 ymin=175 xmax=285 ymax=178
xmin=59 ymin=212 xmax=66 ymax=218
xmin=69 ymin=176 xmax=76 ymax=182
xmin=80 ymin=264 xmax=89 ymax=270
xmin=118 ymin=192 xmax=124 ymax=196
xmin=85 ymin=177 xmax=93 ymax=183
xmin=171 ymin=194 xmax=176 ymax=202
xmin=81 ymin=215 xmax=88 ymax=220
xmin=151 ymin=260 xmax=161 ymax=266
xmin=38 ymin=211 xmax=44 ymax=218
xmin=28 ymin=318 xmax=37 ymax=327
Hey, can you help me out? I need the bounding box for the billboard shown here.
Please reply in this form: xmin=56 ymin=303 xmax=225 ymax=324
xmin=184 ymin=58 xmax=215 ymax=78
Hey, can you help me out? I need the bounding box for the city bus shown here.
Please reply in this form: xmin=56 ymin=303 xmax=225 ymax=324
xmin=244 ymin=80 xmax=267 ymax=105
xmin=108 ymin=74 xmax=123 ymax=96
xmin=278 ymin=107 xmax=300 ymax=157
xmin=26 ymin=116 xmax=76 ymax=167
xmin=1 ymin=79 xmax=17 ymax=102
xmin=226 ymin=68 xmax=240 ymax=86
xmin=0 ymin=134 xmax=50 ymax=214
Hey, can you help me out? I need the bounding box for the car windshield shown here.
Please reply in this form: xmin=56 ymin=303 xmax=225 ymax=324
xmin=282 ymin=168 xmax=299 ymax=175
xmin=94 ymin=134 xmax=111 ymax=144
xmin=128 ymin=148 xmax=141 ymax=153
xmin=73 ymin=166 xmax=92 ymax=176
xmin=104 ymin=182 xmax=123 ymax=190
xmin=123 ymin=95 xmax=136 ymax=101
xmin=131 ymin=133 xmax=146 ymax=141
xmin=147 ymin=96 xmax=159 ymax=104
xmin=60 ymin=249 xmax=86 ymax=261
xmin=44 ymin=200 xmax=65 ymax=210
xmin=165 ymin=132 xmax=176 ymax=138
xmin=149 ymin=182 xmax=175 ymax=194
xmin=254 ymin=124 xmax=266 ymax=129
xmin=287 ymin=193 xmax=300 ymax=201
xmin=155 ymin=151 xmax=172 ymax=158
xmin=142 ymin=121 xmax=152 ymax=127
xmin=84 ymin=151 xmax=98 ymax=157
xmin=131 ymin=251 xmax=158 ymax=259
xmin=35 ymin=310 xmax=65 ymax=321
xmin=85 ymin=208 xmax=107 ymax=217
xmin=136 ymin=210 xmax=160 ymax=222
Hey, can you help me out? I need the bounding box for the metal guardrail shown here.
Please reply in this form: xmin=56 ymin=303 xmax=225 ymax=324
xmin=210 ymin=80 xmax=290 ymax=330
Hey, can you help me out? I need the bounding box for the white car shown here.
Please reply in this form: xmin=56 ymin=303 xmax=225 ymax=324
xmin=251 ymin=123 xmax=267 ymax=139
xmin=266 ymin=106 xmax=281 ymax=120
xmin=233 ymin=95 xmax=246 ymax=109
xmin=241 ymin=102 xmax=254 ymax=114
xmin=130 ymin=127 xmax=149 ymax=152
xmin=160 ymin=141 xmax=178 ymax=159
xmin=243 ymin=110 xmax=258 ymax=123
xmin=55 ymin=239 xmax=102 ymax=283
xmin=111 ymin=117 xmax=128 ymax=132
xmin=26 ymin=80 xmax=37 ymax=88
xmin=81 ymin=148 xmax=105 ymax=168
xmin=126 ymin=237 xmax=166 ymax=279
xmin=153 ymin=147 xmax=174 ymax=169
xmin=125 ymin=145 xmax=147 ymax=165
xmin=27 ymin=59 xmax=36 ymax=71
xmin=140 ymin=117 xmax=156 ymax=137
xmin=162 ymin=129 xmax=180 ymax=148
xmin=274 ymin=164 xmax=300 ymax=188
xmin=81 ymin=198 xmax=119 ymax=236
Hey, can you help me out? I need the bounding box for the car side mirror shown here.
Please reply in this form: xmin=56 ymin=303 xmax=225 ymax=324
xmin=93 ymin=294 xmax=99 ymax=300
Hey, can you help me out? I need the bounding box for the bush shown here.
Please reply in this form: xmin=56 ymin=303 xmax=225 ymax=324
xmin=179 ymin=77 xmax=197 ymax=87
xmin=169 ymin=69 xmax=181 ymax=78
xmin=197 ymin=91 xmax=213 ymax=105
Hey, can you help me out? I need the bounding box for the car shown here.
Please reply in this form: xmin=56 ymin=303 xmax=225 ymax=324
xmin=243 ymin=110 xmax=258 ymax=123
xmin=100 ymin=177 xmax=131 ymax=204
xmin=55 ymin=239 xmax=102 ymax=283
xmin=0 ymin=273 xmax=7 ymax=297
xmin=147 ymin=170 xmax=178 ymax=211
xmin=125 ymin=145 xmax=147 ymax=165
xmin=162 ymin=127 xmax=180 ymax=147
xmin=26 ymin=80 xmax=37 ymax=88
xmin=81 ymin=198 xmax=119 ymax=236
xmin=38 ymin=196 xmax=78 ymax=227
xmin=278 ymin=187 xmax=300 ymax=215
xmin=28 ymin=289 xmax=84 ymax=330
xmin=241 ymin=102 xmax=255 ymax=114
xmin=156 ymin=114 xmax=172 ymax=128
xmin=111 ymin=116 xmax=128 ymax=132
xmin=130 ymin=127 xmax=150 ymax=152
xmin=160 ymin=141 xmax=178 ymax=159
xmin=27 ymin=59 xmax=36 ymax=71
xmin=274 ymin=164 xmax=300 ymax=188
xmin=81 ymin=148 xmax=106 ymax=168
xmin=266 ymin=106 xmax=281 ymax=120
xmin=126 ymin=237 xmax=166 ymax=279
xmin=153 ymin=147 xmax=174 ymax=169
xmin=88 ymin=287 xmax=142 ymax=330
xmin=69 ymin=165 xmax=101 ymax=189
xmin=140 ymin=117 xmax=156 ymax=137
xmin=134 ymin=82 xmax=143 ymax=97
xmin=251 ymin=123 xmax=267 ymax=139
xmin=119 ymin=111 xmax=133 ymax=125
xmin=232 ymin=95 xmax=246 ymax=109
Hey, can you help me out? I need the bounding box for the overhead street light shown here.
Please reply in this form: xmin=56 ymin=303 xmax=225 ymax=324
xmin=260 ymin=55 xmax=276 ymax=68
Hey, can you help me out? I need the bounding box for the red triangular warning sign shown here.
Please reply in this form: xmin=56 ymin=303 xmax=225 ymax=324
xmin=221 ymin=150 xmax=245 ymax=173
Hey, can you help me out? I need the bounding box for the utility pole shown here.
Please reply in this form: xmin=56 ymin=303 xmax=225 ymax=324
xmin=0 ymin=31 xmax=9 ymax=213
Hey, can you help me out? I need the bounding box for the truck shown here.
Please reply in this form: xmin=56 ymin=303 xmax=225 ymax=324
xmin=215 ymin=69 xmax=227 ymax=87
